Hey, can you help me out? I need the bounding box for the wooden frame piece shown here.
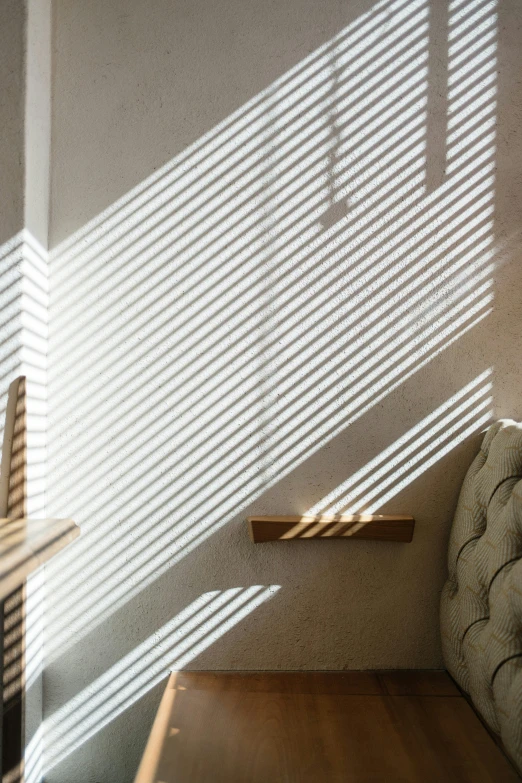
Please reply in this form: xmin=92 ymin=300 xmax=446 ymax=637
xmin=2 ymin=376 xmax=27 ymax=783
xmin=0 ymin=377 xmax=79 ymax=782
xmin=247 ymin=514 xmax=415 ymax=543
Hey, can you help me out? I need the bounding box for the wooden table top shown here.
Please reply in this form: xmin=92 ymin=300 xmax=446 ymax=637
xmin=135 ymin=670 xmax=520 ymax=783
xmin=0 ymin=517 xmax=79 ymax=600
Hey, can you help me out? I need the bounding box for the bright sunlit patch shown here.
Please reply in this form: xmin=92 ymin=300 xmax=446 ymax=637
xmin=44 ymin=586 xmax=279 ymax=771
xmin=49 ymin=2 xmax=495 ymax=654
xmin=0 ymin=228 xmax=49 ymax=781
xmin=24 ymin=724 xmax=43 ymax=783
xmin=39 ymin=0 xmax=500 ymax=774
xmin=306 ymin=371 xmax=493 ymax=515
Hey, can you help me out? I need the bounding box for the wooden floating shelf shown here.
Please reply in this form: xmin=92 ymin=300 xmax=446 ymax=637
xmin=248 ymin=515 xmax=415 ymax=543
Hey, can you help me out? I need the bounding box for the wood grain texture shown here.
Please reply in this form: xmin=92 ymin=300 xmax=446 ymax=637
xmin=135 ymin=671 xmax=519 ymax=783
xmin=379 ymin=670 xmax=461 ymax=696
xmin=6 ymin=376 xmax=26 ymax=521
xmin=248 ymin=514 xmax=415 ymax=543
xmin=3 ymin=375 xmax=27 ymax=783
xmin=0 ymin=377 xmax=79 ymax=782
xmin=170 ymin=671 xmax=382 ymax=695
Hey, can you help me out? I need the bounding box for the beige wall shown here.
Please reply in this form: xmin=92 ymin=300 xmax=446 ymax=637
xmin=45 ymin=1 xmax=522 ymax=781
xmin=0 ymin=0 xmax=51 ymax=247
xmin=0 ymin=0 xmax=26 ymax=516
xmin=24 ymin=0 xmax=52 ymax=248
xmin=0 ymin=0 xmax=25 ymax=246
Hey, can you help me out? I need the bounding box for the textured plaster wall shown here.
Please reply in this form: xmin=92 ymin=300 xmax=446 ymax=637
xmin=0 ymin=0 xmax=24 ymax=516
xmin=0 ymin=0 xmax=25 ymax=246
xmin=24 ymin=0 xmax=52 ymax=250
xmin=45 ymin=0 xmax=522 ymax=781
xmin=0 ymin=0 xmax=25 ymax=519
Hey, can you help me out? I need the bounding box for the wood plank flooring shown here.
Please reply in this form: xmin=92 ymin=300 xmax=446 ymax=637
xmin=135 ymin=671 xmax=520 ymax=783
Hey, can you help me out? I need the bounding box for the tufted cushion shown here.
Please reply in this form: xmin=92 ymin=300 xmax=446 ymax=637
xmin=441 ymin=419 xmax=522 ymax=771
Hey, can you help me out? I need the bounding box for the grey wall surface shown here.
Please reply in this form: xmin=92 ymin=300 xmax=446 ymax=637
xmin=0 ymin=0 xmax=25 ymax=246
xmin=45 ymin=1 xmax=522 ymax=781
xmin=0 ymin=0 xmax=26 ymax=539
xmin=24 ymin=0 xmax=51 ymax=248
xmin=0 ymin=0 xmax=24 ymax=522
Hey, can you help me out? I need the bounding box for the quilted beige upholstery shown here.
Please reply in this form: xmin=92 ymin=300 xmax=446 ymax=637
xmin=440 ymin=419 xmax=522 ymax=771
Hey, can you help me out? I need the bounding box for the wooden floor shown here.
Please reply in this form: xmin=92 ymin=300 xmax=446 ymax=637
xmin=135 ymin=671 xmax=520 ymax=783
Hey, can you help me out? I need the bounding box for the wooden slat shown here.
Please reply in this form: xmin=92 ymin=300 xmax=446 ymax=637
xmin=2 ymin=375 xmax=27 ymax=783
xmin=6 ymin=377 xmax=26 ymax=521
xmin=135 ymin=671 xmax=519 ymax=783
xmin=248 ymin=514 xmax=415 ymax=543
xmin=0 ymin=377 xmax=79 ymax=782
